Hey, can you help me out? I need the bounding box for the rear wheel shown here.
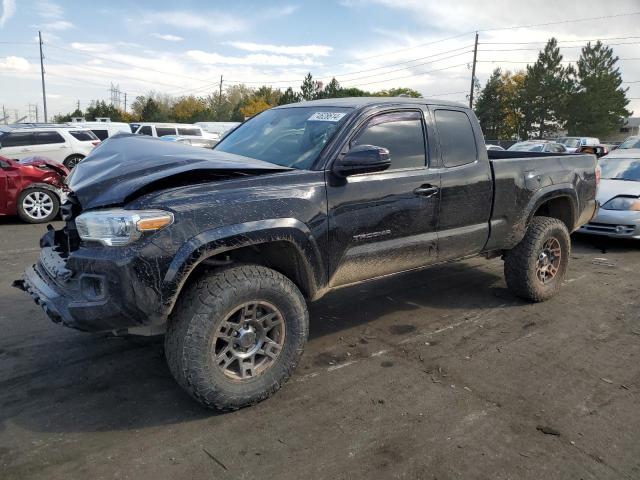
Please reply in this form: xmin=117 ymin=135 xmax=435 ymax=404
xmin=165 ymin=265 xmax=309 ymax=410
xmin=17 ymin=188 xmax=59 ymax=223
xmin=504 ymin=216 xmax=571 ymax=302
xmin=63 ymin=154 xmax=84 ymax=169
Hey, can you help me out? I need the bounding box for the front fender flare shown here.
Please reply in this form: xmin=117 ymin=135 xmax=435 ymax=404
xmin=159 ymin=218 xmax=325 ymax=315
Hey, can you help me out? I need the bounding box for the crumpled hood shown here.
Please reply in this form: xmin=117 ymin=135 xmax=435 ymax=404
xmin=19 ymin=156 xmax=70 ymax=177
xmin=597 ymin=178 xmax=640 ymax=204
xmin=67 ymin=134 xmax=291 ymax=210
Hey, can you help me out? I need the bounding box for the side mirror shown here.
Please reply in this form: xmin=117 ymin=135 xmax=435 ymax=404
xmin=332 ymin=144 xmax=391 ymax=177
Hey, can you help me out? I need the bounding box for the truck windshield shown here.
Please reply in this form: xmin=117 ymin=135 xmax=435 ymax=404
xmin=215 ymin=107 xmax=353 ymax=169
xmin=600 ymin=158 xmax=640 ymax=181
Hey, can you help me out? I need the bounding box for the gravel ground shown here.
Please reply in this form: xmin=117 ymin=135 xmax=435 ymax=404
xmin=0 ymin=217 xmax=639 ymax=480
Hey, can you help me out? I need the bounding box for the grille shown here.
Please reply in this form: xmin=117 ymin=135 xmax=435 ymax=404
xmin=581 ymin=222 xmax=636 ymax=235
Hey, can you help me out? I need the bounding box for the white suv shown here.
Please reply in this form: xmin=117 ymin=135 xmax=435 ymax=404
xmin=0 ymin=124 xmax=100 ymax=168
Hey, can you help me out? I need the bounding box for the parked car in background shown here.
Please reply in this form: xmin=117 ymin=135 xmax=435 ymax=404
xmin=579 ymin=152 xmax=640 ymax=239
xmin=617 ymin=136 xmax=640 ymax=150
xmin=0 ymin=155 xmax=69 ymax=223
xmin=556 ymin=136 xmax=600 ymax=153
xmin=486 ymin=144 xmax=505 ymax=151
xmin=575 ymin=144 xmax=611 ymax=158
xmin=160 ymin=135 xmax=218 ymax=149
xmin=507 ymin=141 xmax=567 ymax=153
xmin=195 ymin=122 xmax=241 ymax=139
xmin=0 ymin=125 xmax=100 ymax=169
xmin=599 ymin=147 xmax=640 ymax=160
xmin=67 ymin=119 xmax=131 ymax=140
xmin=132 ymin=123 xmax=216 ymax=139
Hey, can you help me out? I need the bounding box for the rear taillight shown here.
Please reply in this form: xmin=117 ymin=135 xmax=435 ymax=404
xmin=91 ymin=140 xmax=101 ymax=147
xmin=595 ymin=164 xmax=601 ymax=186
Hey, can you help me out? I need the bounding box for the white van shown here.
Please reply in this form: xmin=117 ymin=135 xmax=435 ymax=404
xmin=68 ymin=118 xmax=131 ymax=140
xmin=132 ymin=123 xmax=214 ymax=139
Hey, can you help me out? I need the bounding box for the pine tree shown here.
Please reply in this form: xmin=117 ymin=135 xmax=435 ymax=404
xmin=521 ymin=38 xmax=575 ymax=138
xmin=300 ymin=73 xmax=321 ymax=101
xmin=278 ymin=87 xmax=301 ymax=105
xmin=566 ymin=41 xmax=631 ymax=137
xmin=474 ymin=68 xmax=504 ymax=139
xmin=322 ymin=78 xmax=341 ymax=98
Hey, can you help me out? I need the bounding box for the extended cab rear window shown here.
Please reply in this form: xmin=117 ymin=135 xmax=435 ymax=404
xmin=69 ymin=130 xmax=99 ymax=142
xmin=434 ymin=110 xmax=478 ymax=168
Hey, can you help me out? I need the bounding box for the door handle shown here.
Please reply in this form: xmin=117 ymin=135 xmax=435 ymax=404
xmin=414 ymin=185 xmax=439 ymax=197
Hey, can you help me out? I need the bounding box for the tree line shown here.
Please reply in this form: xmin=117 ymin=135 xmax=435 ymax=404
xmin=474 ymin=38 xmax=631 ymax=140
xmin=52 ymin=75 xmax=421 ymax=124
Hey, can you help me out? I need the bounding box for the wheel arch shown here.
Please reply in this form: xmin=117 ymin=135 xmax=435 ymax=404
xmin=527 ymin=187 xmax=578 ymax=233
xmin=160 ymin=219 xmax=326 ymax=316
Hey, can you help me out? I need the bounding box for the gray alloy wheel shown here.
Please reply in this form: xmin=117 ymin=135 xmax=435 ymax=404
xmin=17 ymin=188 xmax=59 ymax=223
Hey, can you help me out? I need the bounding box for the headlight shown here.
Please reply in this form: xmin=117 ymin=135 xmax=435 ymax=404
xmin=76 ymin=209 xmax=174 ymax=246
xmin=601 ymin=196 xmax=640 ymax=211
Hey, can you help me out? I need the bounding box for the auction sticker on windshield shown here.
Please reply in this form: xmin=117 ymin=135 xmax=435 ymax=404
xmin=308 ymin=112 xmax=347 ymax=122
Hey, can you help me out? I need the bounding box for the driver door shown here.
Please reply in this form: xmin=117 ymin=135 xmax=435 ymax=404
xmin=326 ymin=109 xmax=441 ymax=287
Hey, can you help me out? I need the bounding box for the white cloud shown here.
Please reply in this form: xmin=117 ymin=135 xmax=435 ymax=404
xmin=262 ymin=5 xmax=299 ymax=19
xmin=37 ymin=0 xmax=63 ymax=19
xmin=41 ymin=19 xmax=73 ymax=30
xmin=141 ymin=11 xmax=247 ymax=35
xmin=152 ymin=33 xmax=184 ymax=42
xmin=0 ymin=56 xmax=30 ymax=71
xmin=186 ymin=50 xmax=316 ymax=66
xmin=70 ymin=42 xmax=112 ymax=53
xmin=0 ymin=0 xmax=16 ymax=27
xmin=227 ymin=42 xmax=332 ymax=57
xmin=46 ymin=93 xmax=61 ymax=99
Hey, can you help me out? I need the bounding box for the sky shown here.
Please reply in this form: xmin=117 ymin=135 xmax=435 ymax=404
xmin=1 ymin=0 xmax=639 ymax=121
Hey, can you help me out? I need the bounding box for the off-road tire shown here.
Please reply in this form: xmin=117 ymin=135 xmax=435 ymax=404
xmin=17 ymin=187 xmax=60 ymax=223
xmin=63 ymin=154 xmax=84 ymax=169
xmin=504 ymin=216 xmax=571 ymax=302
xmin=164 ymin=265 xmax=309 ymax=410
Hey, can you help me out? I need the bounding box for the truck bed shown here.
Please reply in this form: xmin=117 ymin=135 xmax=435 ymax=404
xmin=484 ymin=151 xmax=598 ymax=251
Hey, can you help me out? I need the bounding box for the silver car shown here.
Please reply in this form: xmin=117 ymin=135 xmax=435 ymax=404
xmin=579 ymin=153 xmax=640 ymax=239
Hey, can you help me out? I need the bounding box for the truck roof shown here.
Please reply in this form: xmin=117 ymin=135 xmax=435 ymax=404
xmin=273 ymin=97 xmax=467 ymax=109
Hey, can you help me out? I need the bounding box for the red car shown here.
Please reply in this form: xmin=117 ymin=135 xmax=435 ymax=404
xmin=0 ymin=155 xmax=69 ymax=223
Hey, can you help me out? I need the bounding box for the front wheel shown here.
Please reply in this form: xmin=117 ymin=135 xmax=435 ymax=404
xmin=164 ymin=265 xmax=309 ymax=410
xmin=17 ymin=188 xmax=60 ymax=223
xmin=504 ymin=216 xmax=571 ymax=302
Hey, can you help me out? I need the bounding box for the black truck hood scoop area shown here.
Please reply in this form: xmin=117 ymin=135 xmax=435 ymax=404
xmin=67 ymin=134 xmax=291 ymax=210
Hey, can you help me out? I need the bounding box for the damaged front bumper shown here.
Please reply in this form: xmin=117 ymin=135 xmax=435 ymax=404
xmin=14 ymin=243 xmax=169 ymax=333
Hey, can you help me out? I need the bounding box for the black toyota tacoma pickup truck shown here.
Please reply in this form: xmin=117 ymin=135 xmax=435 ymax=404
xmin=15 ymin=98 xmax=598 ymax=410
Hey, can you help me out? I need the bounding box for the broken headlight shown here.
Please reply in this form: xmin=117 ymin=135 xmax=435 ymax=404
xmin=75 ymin=209 xmax=174 ymax=246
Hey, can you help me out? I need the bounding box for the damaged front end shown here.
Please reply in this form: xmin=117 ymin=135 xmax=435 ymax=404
xmin=14 ymin=192 xmax=170 ymax=333
xmin=14 ymin=135 xmax=293 ymax=333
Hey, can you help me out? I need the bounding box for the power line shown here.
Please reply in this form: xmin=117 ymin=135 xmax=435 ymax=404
xmin=478 ymin=41 xmax=640 ymax=52
xmin=479 ymin=35 xmax=640 ymax=45
xmin=341 ymin=62 xmax=470 ymax=87
xmin=478 ymin=11 xmax=640 ymax=32
xmin=477 ymin=57 xmax=640 ymax=64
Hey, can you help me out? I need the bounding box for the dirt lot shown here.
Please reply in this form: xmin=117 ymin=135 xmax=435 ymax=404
xmin=0 ymin=217 xmax=639 ymax=480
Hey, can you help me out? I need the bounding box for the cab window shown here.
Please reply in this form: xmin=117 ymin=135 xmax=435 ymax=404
xmin=351 ymin=111 xmax=426 ymax=170
xmin=137 ymin=126 xmax=153 ymax=136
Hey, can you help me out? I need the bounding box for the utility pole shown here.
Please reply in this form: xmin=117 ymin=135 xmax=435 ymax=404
xmin=35 ymin=104 xmax=38 ymax=122
xmin=469 ymin=31 xmax=479 ymax=109
xmin=124 ymin=92 xmax=127 ymax=113
xmin=77 ymin=99 xmax=80 ymax=111
xmin=39 ymin=31 xmax=48 ymax=122
xmin=2 ymin=105 xmax=7 ymax=124
xmin=218 ymin=75 xmax=224 ymax=103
